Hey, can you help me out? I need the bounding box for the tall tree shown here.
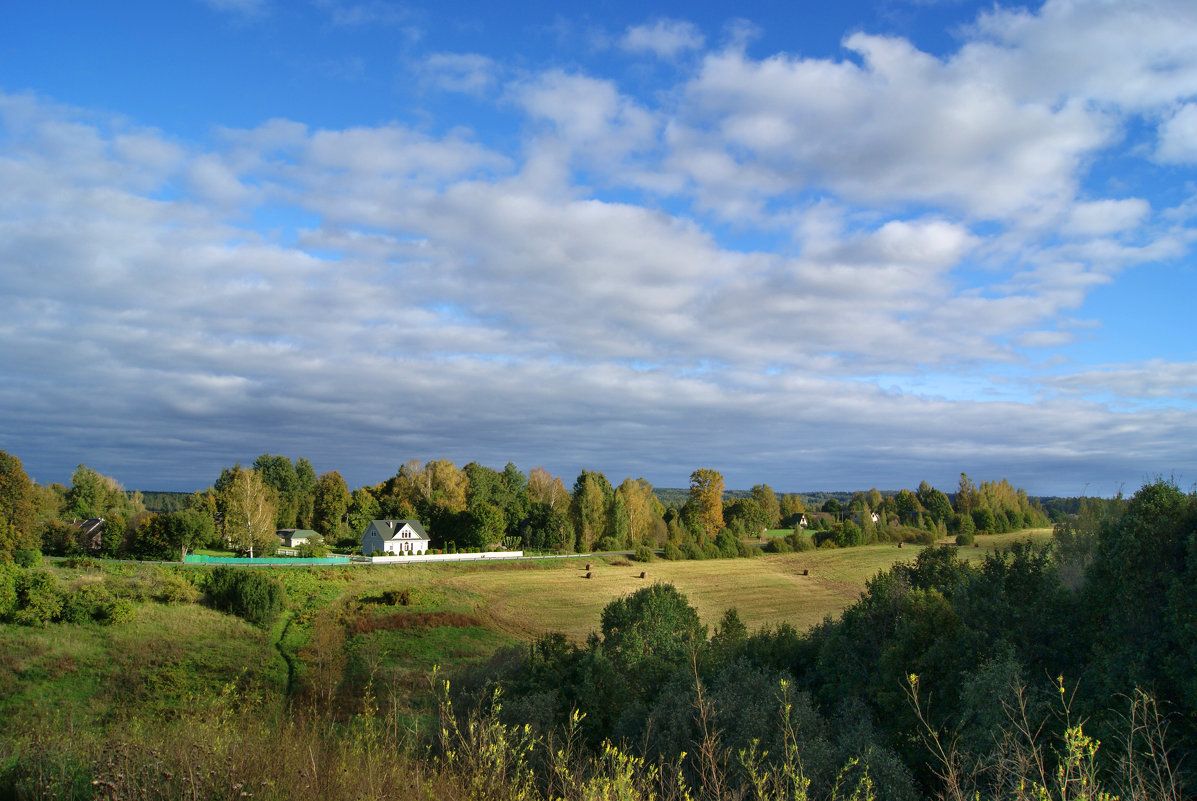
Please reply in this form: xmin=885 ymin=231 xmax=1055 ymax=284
xmin=528 ymin=466 xmax=569 ymax=514
xmin=616 ymin=478 xmax=661 ymax=545
xmin=0 ymin=451 xmax=38 ymax=556
xmin=312 ymin=471 xmax=351 ymax=539
xmin=688 ymin=468 xmax=725 ymax=537
xmin=750 ymin=484 xmax=781 ymax=529
xmin=955 ymin=472 xmax=977 ymax=516
xmin=218 ymin=468 xmax=277 ymax=558
xmin=570 ymin=470 xmax=613 ymax=553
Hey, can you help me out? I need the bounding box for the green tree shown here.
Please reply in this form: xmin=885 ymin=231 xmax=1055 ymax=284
xmin=0 ymin=451 xmax=39 ymax=558
xmin=312 ymin=471 xmax=351 ymax=539
xmin=688 ymin=468 xmax=725 ymax=537
xmin=724 ymin=497 xmax=767 ymax=537
xmin=750 ymin=484 xmax=781 ymax=529
xmin=570 ymin=470 xmax=613 ymax=553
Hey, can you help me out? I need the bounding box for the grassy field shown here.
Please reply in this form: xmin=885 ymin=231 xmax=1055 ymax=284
xmin=440 ymin=530 xmax=1052 ymax=640
xmin=0 ymin=531 xmax=1052 ymax=744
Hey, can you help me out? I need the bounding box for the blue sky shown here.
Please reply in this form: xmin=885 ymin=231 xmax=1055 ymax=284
xmin=2 ymin=0 xmax=1195 ymax=496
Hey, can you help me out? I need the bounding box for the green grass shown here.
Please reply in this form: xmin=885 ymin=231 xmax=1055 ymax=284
xmin=1 ymin=532 xmax=1054 ymax=746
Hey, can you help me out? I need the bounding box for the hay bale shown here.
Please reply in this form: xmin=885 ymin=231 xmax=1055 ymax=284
xmin=639 ymin=571 xmax=646 ymax=579
xmin=585 ymin=571 xmax=592 ymax=579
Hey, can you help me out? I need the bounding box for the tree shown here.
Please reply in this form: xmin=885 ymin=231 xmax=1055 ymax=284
xmin=0 ymin=451 xmax=39 ymax=557
xmin=955 ymin=472 xmax=977 ymax=516
xmin=893 ymin=489 xmax=922 ymax=525
xmin=615 ymin=478 xmax=661 ymax=545
xmin=570 ymin=470 xmax=613 ymax=553
xmin=724 ymin=497 xmax=767 ymax=537
xmin=312 ymin=471 xmax=351 ymax=539
xmin=688 ymin=469 xmax=725 ymax=537
xmin=346 ymin=487 xmax=380 ymax=537
xmin=528 ymin=466 xmax=569 ymax=514
xmin=750 ymin=484 xmax=781 ymax=528
xmin=217 ymin=468 xmax=277 ymax=558
xmin=917 ymin=482 xmax=954 ymax=523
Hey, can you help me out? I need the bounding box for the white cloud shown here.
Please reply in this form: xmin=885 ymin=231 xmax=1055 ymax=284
xmin=620 ymin=19 xmax=705 ymax=59
xmin=1156 ymin=103 xmax=1197 ymax=164
xmin=420 ymin=53 xmax=500 ymax=96
xmin=3 ymin=0 xmax=1197 ymax=495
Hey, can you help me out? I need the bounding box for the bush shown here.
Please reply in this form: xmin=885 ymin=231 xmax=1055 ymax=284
xmin=59 ymin=584 xmax=132 ymax=625
xmin=764 ymin=537 xmax=792 ymax=554
xmin=632 ymin=545 xmax=655 ymax=563
xmin=662 ymin=543 xmax=684 ymax=561
xmin=205 ymin=567 xmax=285 ymax=626
xmin=13 ymin=549 xmax=41 ymax=568
xmin=955 ymin=531 xmax=976 ymax=547
xmin=0 ymin=562 xmax=18 ymax=619
xmin=787 ymin=531 xmax=815 ymax=552
xmin=13 ymin=569 xmax=63 ymax=626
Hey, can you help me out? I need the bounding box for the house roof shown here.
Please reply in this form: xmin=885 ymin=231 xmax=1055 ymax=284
xmin=369 ymin=519 xmax=429 ymax=540
xmin=276 ymin=528 xmax=318 ymax=540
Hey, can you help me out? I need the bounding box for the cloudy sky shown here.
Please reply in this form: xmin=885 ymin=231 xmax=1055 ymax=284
xmin=2 ymin=0 xmax=1195 ymax=496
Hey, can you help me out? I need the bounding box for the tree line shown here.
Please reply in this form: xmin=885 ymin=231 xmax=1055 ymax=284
xmin=0 ymin=449 xmax=1047 ymax=563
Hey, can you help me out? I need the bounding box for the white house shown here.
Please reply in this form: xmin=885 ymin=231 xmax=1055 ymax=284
xmin=361 ymin=519 xmax=431 ymax=556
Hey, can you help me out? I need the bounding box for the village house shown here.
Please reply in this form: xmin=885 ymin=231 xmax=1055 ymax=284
xmin=361 ymin=519 xmax=430 ymax=556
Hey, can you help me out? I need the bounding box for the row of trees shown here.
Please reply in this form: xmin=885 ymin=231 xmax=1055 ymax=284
xmin=0 ymin=449 xmax=1048 ymax=562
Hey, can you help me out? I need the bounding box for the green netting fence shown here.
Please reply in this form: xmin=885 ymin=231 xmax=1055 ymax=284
xmin=184 ymin=554 xmax=355 ymax=565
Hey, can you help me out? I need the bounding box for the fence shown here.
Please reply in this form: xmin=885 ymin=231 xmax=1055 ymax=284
xmin=183 ymin=554 xmax=353 ymax=566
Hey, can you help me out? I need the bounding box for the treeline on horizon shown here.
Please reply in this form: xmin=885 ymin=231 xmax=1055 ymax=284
xmin=0 ymin=449 xmax=1049 ymax=562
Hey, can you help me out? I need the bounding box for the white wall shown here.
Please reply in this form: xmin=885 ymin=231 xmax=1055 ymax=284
xmin=365 ymin=550 xmax=524 ymax=564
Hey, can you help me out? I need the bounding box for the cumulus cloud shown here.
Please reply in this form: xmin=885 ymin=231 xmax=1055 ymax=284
xmin=3 ymin=0 xmax=1196 ymax=494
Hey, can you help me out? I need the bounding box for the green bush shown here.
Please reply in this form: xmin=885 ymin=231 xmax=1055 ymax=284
xmin=786 ymin=531 xmax=815 ymax=552
xmin=13 ymin=549 xmax=41 ymax=568
xmin=205 ymin=566 xmax=285 ymax=626
xmin=58 ymin=583 xmax=132 ymax=625
xmin=955 ymin=531 xmax=976 ymax=547
xmin=764 ymin=537 xmax=792 ymax=554
xmin=13 ymin=569 xmax=63 ymax=626
xmin=662 ymin=543 xmax=684 ymax=561
xmin=632 ymin=545 xmax=655 ymax=562
xmin=0 ymin=561 xmax=18 ymax=619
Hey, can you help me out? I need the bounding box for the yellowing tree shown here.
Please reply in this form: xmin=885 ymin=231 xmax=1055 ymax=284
xmin=616 ymin=478 xmax=662 ymax=545
xmin=219 ymin=468 xmax=277 ymax=558
xmin=688 ymin=468 xmax=725 ymax=537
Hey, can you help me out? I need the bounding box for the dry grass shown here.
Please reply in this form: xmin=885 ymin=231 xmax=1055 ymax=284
xmin=438 ymin=530 xmax=1053 ymax=642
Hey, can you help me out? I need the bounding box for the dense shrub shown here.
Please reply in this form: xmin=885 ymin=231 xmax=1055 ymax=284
xmin=632 ymin=545 xmax=655 ymax=562
xmin=955 ymin=531 xmax=976 ymax=547
xmin=12 ymin=569 xmax=63 ymax=626
xmin=205 ymin=567 xmax=285 ymax=626
xmin=764 ymin=537 xmax=792 ymax=554
xmin=662 ymin=543 xmax=684 ymax=561
xmin=13 ymin=549 xmax=41 ymax=568
xmin=0 ymin=562 xmax=17 ymax=619
xmin=59 ymin=584 xmax=134 ymax=625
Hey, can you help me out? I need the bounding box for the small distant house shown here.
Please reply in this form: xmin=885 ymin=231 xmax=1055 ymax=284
xmin=361 ymin=519 xmax=430 ymax=556
xmin=796 ymin=513 xmax=809 ymax=528
xmin=277 ymin=529 xmax=319 ymax=548
xmin=72 ymin=518 xmax=106 ymax=552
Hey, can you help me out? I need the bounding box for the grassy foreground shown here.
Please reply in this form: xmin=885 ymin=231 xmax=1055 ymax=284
xmin=0 ymin=532 xmax=1051 ymax=799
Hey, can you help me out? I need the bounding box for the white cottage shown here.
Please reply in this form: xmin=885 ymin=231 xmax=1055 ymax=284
xmin=361 ymin=519 xmax=431 ymax=556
